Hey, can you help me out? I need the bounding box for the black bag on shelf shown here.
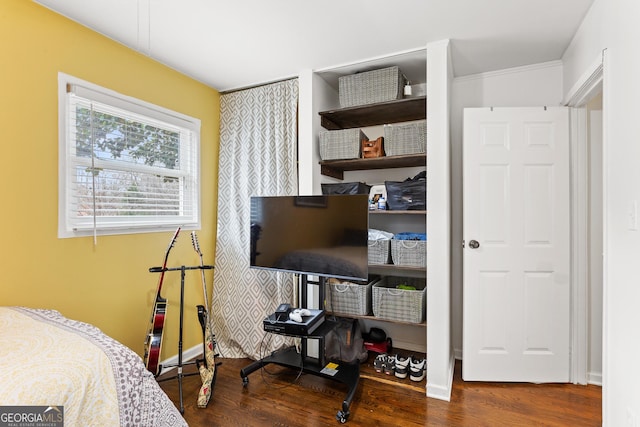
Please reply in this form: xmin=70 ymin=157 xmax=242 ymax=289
xmin=321 ymin=182 xmax=371 ymax=195
xmin=385 ymin=171 xmax=426 ymax=210
xmin=324 ymin=318 xmax=368 ymax=364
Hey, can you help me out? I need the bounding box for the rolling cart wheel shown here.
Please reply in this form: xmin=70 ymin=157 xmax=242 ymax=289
xmin=336 ymin=410 xmax=349 ymax=423
xmin=242 ymin=377 xmax=249 ymax=387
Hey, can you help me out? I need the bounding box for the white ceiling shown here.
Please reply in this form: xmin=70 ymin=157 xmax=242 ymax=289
xmin=34 ymin=0 xmax=594 ymax=92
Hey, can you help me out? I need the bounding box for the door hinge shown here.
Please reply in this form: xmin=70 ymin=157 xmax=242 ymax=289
xmin=462 ymin=240 xmax=465 ymax=248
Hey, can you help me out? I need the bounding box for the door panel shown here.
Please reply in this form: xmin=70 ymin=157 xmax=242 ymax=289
xmin=463 ymin=107 xmax=570 ymax=382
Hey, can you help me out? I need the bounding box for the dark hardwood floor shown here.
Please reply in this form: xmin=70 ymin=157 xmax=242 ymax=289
xmin=158 ymin=353 xmax=602 ymax=426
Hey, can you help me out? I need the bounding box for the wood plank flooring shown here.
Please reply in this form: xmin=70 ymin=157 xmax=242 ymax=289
xmin=158 ymin=354 xmax=601 ymax=426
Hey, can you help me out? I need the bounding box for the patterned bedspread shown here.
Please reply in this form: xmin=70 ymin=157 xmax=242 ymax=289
xmin=0 ymin=307 xmax=187 ymax=427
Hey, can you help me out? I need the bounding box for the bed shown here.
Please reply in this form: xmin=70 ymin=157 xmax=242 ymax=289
xmin=0 ymin=306 xmax=187 ymax=427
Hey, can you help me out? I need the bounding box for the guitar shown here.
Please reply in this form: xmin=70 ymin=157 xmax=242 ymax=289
xmin=144 ymin=227 xmax=181 ymax=377
xmin=191 ymin=231 xmax=217 ymax=408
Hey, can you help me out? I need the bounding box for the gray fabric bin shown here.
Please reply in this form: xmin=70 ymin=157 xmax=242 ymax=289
xmin=325 ymin=278 xmax=377 ymax=316
xmin=319 ymin=128 xmax=367 ymax=160
xmin=339 ymin=66 xmax=405 ymax=108
xmin=368 ymin=239 xmax=391 ymax=264
xmin=384 ymin=120 xmax=427 ymax=156
xmin=391 ymin=239 xmax=426 ymax=267
xmin=372 ymin=276 xmax=426 ymax=323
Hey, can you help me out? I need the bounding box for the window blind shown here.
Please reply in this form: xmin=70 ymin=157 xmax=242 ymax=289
xmin=59 ymin=74 xmax=200 ymax=238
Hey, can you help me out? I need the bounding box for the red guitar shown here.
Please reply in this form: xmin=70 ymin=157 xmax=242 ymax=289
xmin=144 ymin=227 xmax=180 ymax=376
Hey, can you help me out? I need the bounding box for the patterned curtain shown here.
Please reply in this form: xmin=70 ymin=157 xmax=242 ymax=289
xmin=211 ymin=79 xmax=299 ymax=359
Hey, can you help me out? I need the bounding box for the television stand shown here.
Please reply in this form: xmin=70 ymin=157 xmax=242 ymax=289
xmin=240 ymin=276 xmax=360 ymax=423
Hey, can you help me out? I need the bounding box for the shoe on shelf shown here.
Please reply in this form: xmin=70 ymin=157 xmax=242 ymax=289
xmin=373 ymin=354 xmax=387 ymax=373
xmin=394 ymin=355 xmax=410 ymax=379
xmin=384 ymin=355 xmax=396 ymax=375
xmin=409 ymin=356 xmax=426 ymax=382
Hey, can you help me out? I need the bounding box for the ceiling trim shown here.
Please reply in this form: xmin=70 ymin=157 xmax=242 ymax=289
xmin=563 ymin=52 xmax=604 ymax=106
xmin=453 ymin=60 xmax=563 ymax=84
xmin=314 ymin=46 xmax=427 ymax=75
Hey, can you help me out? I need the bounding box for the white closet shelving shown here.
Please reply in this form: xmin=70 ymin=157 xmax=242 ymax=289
xmin=297 ymin=40 xmax=453 ymax=400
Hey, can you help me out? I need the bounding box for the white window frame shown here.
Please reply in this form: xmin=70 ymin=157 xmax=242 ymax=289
xmin=58 ymin=72 xmax=201 ymax=238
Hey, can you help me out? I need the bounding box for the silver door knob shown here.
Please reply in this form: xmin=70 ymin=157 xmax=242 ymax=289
xmin=469 ymin=240 xmax=480 ymax=249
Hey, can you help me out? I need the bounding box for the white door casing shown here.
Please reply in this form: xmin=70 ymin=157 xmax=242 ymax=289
xmin=462 ymin=107 xmax=570 ymax=382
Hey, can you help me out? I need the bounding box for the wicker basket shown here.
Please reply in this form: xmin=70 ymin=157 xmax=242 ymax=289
xmin=325 ymin=278 xmax=376 ymax=316
xmin=339 ymin=66 xmax=405 ymax=108
xmin=391 ymin=238 xmax=427 ymax=267
xmin=384 ymin=120 xmax=427 ymax=156
xmin=319 ymin=129 xmax=367 ymax=160
xmin=368 ymin=239 xmax=391 ymax=264
xmin=372 ymin=276 xmax=426 ymax=323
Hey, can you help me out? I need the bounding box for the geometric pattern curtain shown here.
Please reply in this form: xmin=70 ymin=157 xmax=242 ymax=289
xmin=211 ymin=79 xmax=299 ymax=359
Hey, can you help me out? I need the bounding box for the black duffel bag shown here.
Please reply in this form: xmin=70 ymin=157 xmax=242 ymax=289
xmin=321 ymin=182 xmax=371 ymax=195
xmin=325 ymin=318 xmax=368 ymax=364
xmin=385 ymin=171 xmax=426 ymax=210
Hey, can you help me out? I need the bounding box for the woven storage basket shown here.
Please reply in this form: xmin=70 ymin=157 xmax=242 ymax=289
xmin=391 ymin=239 xmax=426 ymax=267
xmin=372 ymin=276 xmax=426 ymax=323
xmin=319 ymin=129 xmax=367 ymax=160
xmin=368 ymin=239 xmax=391 ymax=264
xmin=325 ymin=278 xmax=376 ymax=316
xmin=339 ymin=66 xmax=405 ymax=108
xmin=384 ymin=120 xmax=427 ymax=156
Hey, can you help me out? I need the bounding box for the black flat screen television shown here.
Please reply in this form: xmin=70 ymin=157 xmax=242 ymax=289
xmin=250 ymin=194 xmax=369 ymax=281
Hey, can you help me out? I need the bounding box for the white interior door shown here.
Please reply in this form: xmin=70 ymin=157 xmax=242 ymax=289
xmin=462 ymin=107 xmax=570 ymax=382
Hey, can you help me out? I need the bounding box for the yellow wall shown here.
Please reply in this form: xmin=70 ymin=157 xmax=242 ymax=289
xmin=0 ymin=0 xmax=220 ymax=361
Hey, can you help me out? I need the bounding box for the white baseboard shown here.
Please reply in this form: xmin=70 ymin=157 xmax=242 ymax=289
xmin=158 ymin=344 xmax=203 ymax=375
xmin=427 ymin=352 xmax=454 ymax=401
xmin=451 ymin=346 xmax=602 ymax=388
xmin=454 ymin=347 xmax=463 ymax=360
xmin=588 ymin=371 xmax=603 ymax=386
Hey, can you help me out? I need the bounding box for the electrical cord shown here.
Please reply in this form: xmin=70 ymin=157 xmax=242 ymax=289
xmin=258 ymin=331 xmax=305 ymax=389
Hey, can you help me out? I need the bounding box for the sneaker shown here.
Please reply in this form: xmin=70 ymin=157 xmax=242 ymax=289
xmin=384 ymin=355 xmax=396 ymax=375
xmin=373 ymin=354 xmax=387 ymax=373
xmin=394 ymin=355 xmax=410 ymax=379
xmin=409 ymin=356 xmax=426 ymax=382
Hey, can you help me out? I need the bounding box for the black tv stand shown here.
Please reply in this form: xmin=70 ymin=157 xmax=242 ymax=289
xmin=239 ymin=276 xmax=360 ymax=424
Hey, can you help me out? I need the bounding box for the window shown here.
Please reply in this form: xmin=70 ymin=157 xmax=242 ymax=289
xmin=58 ymin=73 xmax=201 ymax=238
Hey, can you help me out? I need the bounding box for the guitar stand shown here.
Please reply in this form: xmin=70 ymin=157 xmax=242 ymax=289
xmin=152 ymin=264 xmax=213 ymax=414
